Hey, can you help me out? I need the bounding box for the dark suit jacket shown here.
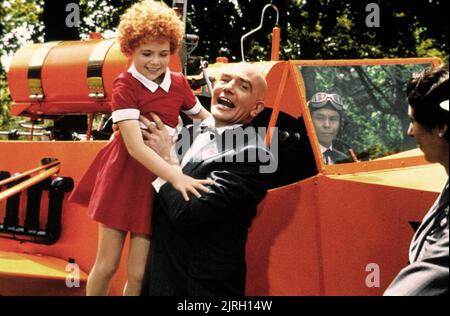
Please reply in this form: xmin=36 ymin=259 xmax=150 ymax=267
xmin=384 ymin=180 xmax=449 ymax=296
xmin=145 ymin=124 xmax=273 ymax=296
xmin=331 ymin=139 xmax=351 ymax=163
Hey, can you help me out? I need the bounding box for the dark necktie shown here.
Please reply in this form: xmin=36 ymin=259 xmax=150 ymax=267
xmin=200 ymin=124 xmax=220 ymax=140
xmin=323 ymin=149 xmax=335 ymax=164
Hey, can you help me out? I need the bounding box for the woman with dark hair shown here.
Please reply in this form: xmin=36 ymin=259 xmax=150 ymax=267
xmin=384 ymin=63 xmax=449 ymax=296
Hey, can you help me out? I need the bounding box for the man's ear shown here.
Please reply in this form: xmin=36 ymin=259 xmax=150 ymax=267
xmin=250 ymin=101 xmax=265 ymax=118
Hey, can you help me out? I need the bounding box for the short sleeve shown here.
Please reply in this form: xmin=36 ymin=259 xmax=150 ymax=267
xmin=180 ymin=75 xmax=202 ymax=116
xmin=111 ymin=74 xmax=140 ymax=123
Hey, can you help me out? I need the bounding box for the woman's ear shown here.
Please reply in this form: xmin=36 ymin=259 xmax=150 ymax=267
xmin=437 ymin=124 xmax=448 ymax=138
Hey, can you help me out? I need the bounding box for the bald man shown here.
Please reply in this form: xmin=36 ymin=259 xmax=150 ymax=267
xmin=142 ymin=63 xmax=274 ymax=296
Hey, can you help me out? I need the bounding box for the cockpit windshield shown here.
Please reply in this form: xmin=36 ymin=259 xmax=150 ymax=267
xmin=299 ymin=63 xmax=433 ymax=164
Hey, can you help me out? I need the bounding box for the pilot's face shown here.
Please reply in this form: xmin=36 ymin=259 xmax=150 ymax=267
xmin=311 ymin=108 xmax=340 ymax=148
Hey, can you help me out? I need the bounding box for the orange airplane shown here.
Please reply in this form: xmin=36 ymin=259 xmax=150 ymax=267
xmin=0 ymin=3 xmax=446 ymax=296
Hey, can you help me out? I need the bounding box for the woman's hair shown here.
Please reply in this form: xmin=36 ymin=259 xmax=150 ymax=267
xmin=407 ymin=63 xmax=449 ymax=141
xmin=118 ymin=0 xmax=184 ymax=56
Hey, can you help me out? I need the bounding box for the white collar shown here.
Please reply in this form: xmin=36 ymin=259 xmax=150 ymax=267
xmin=201 ymin=116 xmax=243 ymax=135
xmin=128 ymin=63 xmax=171 ymax=93
xmin=319 ymin=143 xmax=333 ymax=154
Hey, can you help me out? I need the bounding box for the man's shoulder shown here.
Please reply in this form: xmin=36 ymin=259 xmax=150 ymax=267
xmin=333 ymin=139 xmax=351 ymax=153
xmin=221 ymin=125 xmax=276 ymax=177
xmin=332 ymin=139 xmax=351 ymax=160
xmin=224 ymin=124 xmax=271 ymax=153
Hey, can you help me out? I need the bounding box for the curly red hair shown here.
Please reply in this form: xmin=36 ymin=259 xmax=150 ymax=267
xmin=118 ymin=0 xmax=184 ymax=57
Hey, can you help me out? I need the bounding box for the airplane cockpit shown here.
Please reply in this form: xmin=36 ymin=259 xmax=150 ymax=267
xmin=300 ymin=63 xmax=433 ymax=164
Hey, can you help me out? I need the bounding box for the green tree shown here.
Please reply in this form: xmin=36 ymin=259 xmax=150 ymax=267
xmin=1 ymin=0 xmax=44 ymax=129
xmin=78 ymin=0 xmax=136 ymax=38
xmin=282 ymin=0 xmax=448 ymax=60
xmin=1 ymin=0 xmax=448 ymax=130
xmin=186 ymin=0 xmax=241 ymax=61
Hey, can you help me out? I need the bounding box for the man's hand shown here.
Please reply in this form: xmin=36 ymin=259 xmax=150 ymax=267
xmin=140 ymin=113 xmax=178 ymax=165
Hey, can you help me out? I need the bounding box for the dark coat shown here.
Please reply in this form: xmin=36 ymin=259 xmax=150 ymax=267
xmin=384 ymin=180 xmax=449 ymax=296
xmin=145 ymin=125 xmax=273 ymax=296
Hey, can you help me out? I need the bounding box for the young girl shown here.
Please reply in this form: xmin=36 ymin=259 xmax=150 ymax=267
xmin=69 ymin=0 xmax=211 ymax=296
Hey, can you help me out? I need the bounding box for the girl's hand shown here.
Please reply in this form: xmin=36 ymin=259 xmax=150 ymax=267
xmin=170 ymin=172 xmax=215 ymax=202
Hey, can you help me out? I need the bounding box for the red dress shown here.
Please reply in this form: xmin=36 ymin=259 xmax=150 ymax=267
xmin=69 ymin=69 xmax=201 ymax=235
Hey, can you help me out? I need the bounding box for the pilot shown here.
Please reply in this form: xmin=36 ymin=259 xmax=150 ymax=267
xmin=308 ymin=92 xmax=350 ymax=164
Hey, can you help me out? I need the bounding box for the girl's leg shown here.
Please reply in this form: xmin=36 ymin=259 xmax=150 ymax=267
xmin=86 ymin=223 xmax=127 ymax=296
xmin=123 ymin=233 xmax=151 ymax=296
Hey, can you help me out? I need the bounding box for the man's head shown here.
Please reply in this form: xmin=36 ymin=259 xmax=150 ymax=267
xmin=309 ymin=92 xmax=344 ymax=148
xmin=211 ymin=63 xmax=267 ymax=127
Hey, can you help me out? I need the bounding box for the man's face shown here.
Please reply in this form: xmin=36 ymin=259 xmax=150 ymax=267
xmin=211 ymin=64 xmax=266 ymax=127
xmin=311 ymin=108 xmax=341 ymax=148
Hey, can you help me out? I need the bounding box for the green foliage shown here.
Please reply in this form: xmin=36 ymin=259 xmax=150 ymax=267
xmin=282 ymin=0 xmax=448 ymax=61
xmin=77 ymin=0 xmax=173 ymax=38
xmin=0 ymin=0 xmax=44 ymax=58
xmin=0 ymin=0 xmax=448 ymax=131
xmin=0 ymin=0 xmax=44 ymax=130
xmin=1 ymin=71 xmax=13 ymax=129
xmin=78 ymin=0 xmax=136 ymax=38
xmin=185 ymin=0 xmax=448 ymax=62
xmin=186 ymin=0 xmax=243 ymax=61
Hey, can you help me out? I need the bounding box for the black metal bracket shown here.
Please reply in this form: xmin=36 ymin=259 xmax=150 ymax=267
xmin=0 ymin=161 xmax=74 ymax=245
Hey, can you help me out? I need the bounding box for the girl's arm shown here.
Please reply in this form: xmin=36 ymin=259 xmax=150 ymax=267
xmin=118 ymin=120 xmax=212 ymax=201
xmin=188 ymin=107 xmax=210 ymax=122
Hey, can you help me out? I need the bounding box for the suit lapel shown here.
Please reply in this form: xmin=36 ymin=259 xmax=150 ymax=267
xmin=182 ymin=123 xmax=217 ymax=173
xmin=182 ymin=145 xmax=235 ymax=174
xmin=182 ymin=123 xmax=254 ymax=174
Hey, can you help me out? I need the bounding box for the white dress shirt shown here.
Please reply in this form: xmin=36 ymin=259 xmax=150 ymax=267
xmin=152 ymin=116 xmax=242 ymax=192
xmin=320 ymin=143 xmax=335 ymax=165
